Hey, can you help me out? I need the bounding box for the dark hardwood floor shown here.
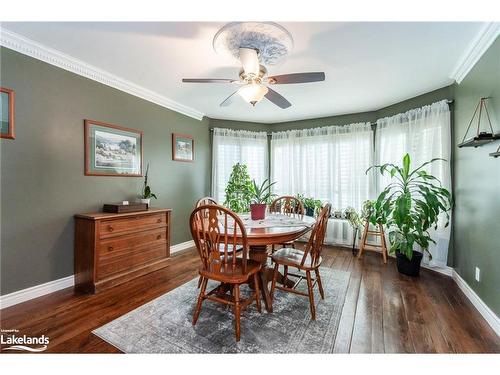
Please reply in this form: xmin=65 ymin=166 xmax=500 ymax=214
xmin=1 ymin=245 xmax=498 ymax=353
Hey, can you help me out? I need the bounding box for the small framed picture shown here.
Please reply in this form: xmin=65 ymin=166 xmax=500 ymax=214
xmin=172 ymin=133 xmax=194 ymax=162
xmin=1 ymin=87 xmax=15 ymax=139
xmin=84 ymin=119 xmax=143 ymax=176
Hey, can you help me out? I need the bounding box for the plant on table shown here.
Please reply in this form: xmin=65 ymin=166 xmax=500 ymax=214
xmin=224 ymin=163 xmax=254 ymax=213
xmin=249 ymin=178 xmax=277 ymax=220
xmin=366 ymin=153 xmax=452 ymax=276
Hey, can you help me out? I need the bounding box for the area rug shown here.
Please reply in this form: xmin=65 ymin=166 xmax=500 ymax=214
xmin=93 ymin=267 xmax=350 ymax=353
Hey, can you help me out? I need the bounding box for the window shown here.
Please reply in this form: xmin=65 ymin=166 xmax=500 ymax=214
xmin=211 ymin=128 xmax=268 ymax=203
xmin=271 ymin=123 xmax=374 ymax=245
xmin=271 ymin=123 xmax=374 ymax=212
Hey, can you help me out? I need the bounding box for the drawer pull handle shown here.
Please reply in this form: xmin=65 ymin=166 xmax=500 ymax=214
xmin=108 ymin=225 xmax=114 ymax=232
xmin=157 ymin=218 xmax=162 ymax=223
xmin=108 ymin=246 xmax=114 ymax=251
xmin=157 ymin=235 xmax=162 ymax=240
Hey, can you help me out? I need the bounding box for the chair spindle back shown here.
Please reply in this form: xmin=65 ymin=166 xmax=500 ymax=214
xmin=270 ymin=196 xmax=305 ymax=216
xmin=190 ymin=204 xmax=249 ymax=273
xmin=301 ymin=203 xmax=331 ymax=267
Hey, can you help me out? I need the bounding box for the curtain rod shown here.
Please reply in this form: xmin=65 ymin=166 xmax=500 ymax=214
xmin=210 ymin=99 xmax=454 ymax=134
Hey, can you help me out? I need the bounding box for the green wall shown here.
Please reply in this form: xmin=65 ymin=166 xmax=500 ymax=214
xmin=452 ymin=37 xmax=500 ymax=315
xmin=0 ymin=48 xmax=210 ymax=295
xmin=268 ymin=86 xmax=454 ymax=132
xmin=269 ymin=111 xmax=376 ymax=132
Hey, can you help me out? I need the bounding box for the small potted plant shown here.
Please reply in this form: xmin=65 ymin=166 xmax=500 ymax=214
xmin=367 ymin=154 xmax=452 ymax=276
xmin=140 ymin=163 xmax=157 ymax=208
xmin=249 ymin=178 xmax=276 ymax=220
xmin=303 ymin=197 xmax=322 ymax=217
xmin=343 ymin=207 xmax=362 ymax=229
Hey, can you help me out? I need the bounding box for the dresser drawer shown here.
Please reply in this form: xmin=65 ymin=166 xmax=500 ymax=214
xmin=97 ymin=227 xmax=167 ymax=262
xmin=99 ymin=212 xmax=166 ymax=238
xmin=97 ymin=243 xmax=168 ymax=281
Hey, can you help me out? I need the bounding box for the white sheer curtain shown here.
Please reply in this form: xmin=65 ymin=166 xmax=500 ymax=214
xmin=375 ymin=100 xmax=452 ymax=268
xmin=211 ymin=128 xmax=269 ymax=203
xmin=271 ymin=123 xmax=374 ymax=245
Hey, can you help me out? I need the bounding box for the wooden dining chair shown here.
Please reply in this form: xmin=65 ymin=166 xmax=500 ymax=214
xmin=270 ymin=203 xmax=331 ymax=320
xmin=194 ymin=196 xmax=243 ymax=288
xmin=190 ymin=204 xmax=262 ymax=341
xmin=269 ymin=196 xmax=305 ymax=253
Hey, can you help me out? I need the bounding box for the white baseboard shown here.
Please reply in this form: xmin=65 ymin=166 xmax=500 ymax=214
xmin=0 ymin=240 xmax=195 ymax=309
xmin=421 ymin=263 xmax=454 ymax=277
xmin=452 ymin=270 xmax=500 ymax=336
xmin=170 ymin=240 xmax=195 ymax=254
xmin=0 ymin=275 xmax=75 ymax=310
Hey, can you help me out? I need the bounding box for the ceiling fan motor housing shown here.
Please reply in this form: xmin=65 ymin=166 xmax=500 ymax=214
xmin=239 ymin=65 xmax=268 ymax=83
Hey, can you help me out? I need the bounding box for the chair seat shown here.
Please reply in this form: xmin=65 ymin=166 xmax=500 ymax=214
xmin=200 ymin=258 xmax=261 ymax=283
xmin=271 ymin=247 xmax=322 ymax=270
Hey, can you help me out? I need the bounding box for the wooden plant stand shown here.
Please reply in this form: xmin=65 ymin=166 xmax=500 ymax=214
xmin=357 ymin=220 xmax=388 ymax=264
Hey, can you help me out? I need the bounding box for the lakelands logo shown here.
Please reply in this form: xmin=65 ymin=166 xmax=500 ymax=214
xmin=0 ymin=329 xmax=49 ymax=352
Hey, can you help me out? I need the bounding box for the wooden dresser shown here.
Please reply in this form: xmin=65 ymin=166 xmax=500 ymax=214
xmin=74 ymin=208 xmax=171 ymax=293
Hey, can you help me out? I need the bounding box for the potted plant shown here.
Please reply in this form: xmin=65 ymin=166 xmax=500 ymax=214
xmin=367 ymin=154 xmax=452 ymax=276
xmin=249 ymin=179 xmax=276 ymax=220
xmin=343 ymin=206 xmax=362 ymax=229
xmin=361 ymin=200 xmax=375 ymax=220
xmin=302 ymin=196 xmax=322 ymax=217
xmin=224 ymin=163 xmax=254 ymax=213
xmin=140 ymin=163 xmax=157 ymax=207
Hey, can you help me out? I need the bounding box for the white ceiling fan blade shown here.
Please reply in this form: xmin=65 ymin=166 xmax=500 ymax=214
xmin=239 ymin=48 xmax=259 ymax=77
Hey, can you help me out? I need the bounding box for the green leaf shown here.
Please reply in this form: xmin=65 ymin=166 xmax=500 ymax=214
xmin=402 ymin=153 xmax=410 ymax=180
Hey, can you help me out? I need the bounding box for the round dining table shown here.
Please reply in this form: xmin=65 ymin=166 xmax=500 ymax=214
xmin=234 ymin=213 xmax=316 ymax=313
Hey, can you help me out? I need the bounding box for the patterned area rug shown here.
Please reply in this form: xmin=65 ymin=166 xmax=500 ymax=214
xmin=93 ymin=267 xmax=350 ymax=353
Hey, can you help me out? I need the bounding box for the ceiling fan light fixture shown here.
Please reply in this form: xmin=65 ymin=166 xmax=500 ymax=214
xmin=238 ymin=84 xmax=268 ymax=106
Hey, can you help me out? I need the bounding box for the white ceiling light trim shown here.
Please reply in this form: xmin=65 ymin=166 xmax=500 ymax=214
xmin=0 ymin=27 xmax=205 ymax=121
xmin=450 ymin=22 xmax=500 ymax=84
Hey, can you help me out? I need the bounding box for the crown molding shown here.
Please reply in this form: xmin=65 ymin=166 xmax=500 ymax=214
xmin=450 ymin=22 xmax=500 ymax=84
xmin=0 ymin=27 xmax=205 ymax=121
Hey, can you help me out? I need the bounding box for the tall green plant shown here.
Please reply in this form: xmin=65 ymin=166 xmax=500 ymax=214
xmin=224 ymin=163 xmax=254 ymax=213
xmin=367 ymin=153 xmax=452 ymax=260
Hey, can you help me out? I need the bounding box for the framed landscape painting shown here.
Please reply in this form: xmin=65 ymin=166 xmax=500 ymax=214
xmin=172 ymin=133 xmax=194 ymax=162
xmin=1 ymin=87 xmax=15 ymax=139
xmin=84 ymin=119 xmax=143 ymax=176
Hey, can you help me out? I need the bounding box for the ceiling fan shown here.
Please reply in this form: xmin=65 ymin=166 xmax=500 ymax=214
xmin=182 ymin=48 xmax=325 ymax=109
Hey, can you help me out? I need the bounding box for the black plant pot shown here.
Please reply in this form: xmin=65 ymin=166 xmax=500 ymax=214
xmin=396 ymin=251 xmax=423 ymax=277
xmin=305 ymin=207 xmax=315 ymax=217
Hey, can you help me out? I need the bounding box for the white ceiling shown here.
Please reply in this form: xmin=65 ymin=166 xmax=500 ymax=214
xmin=1 ymin=22 xmax=485 ymax=123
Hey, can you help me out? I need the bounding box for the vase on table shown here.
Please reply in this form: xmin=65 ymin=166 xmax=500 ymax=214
xmin=140 ymin=198 xmax=151 ymax=208
xmin=250 ymin=203 xmax=267 ymax=220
